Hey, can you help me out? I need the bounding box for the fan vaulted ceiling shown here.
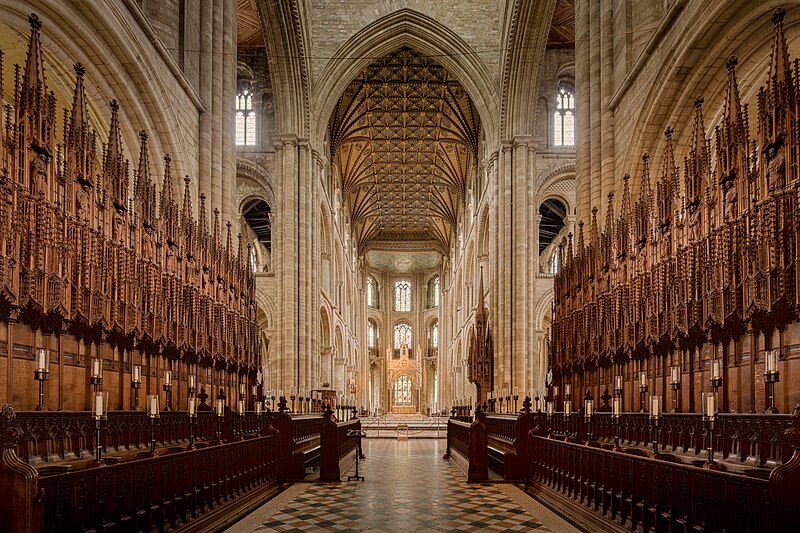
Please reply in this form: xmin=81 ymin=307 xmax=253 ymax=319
xmin=329 ymin=48 xmax=480 ymax=255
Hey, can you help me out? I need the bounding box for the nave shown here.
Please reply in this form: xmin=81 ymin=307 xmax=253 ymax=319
xmin=227 ymin=439 xmax=578 ymax=533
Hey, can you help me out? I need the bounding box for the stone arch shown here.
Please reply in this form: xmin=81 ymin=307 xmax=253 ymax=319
xmin=256 ymin=0 xmax=310 ymax=135
xmin=538 ymin=164 xmax=576 ymax=215
xmin=0 ymin=4 xmax=195 ymax=186
xmin=500 ymin=0 xmax=558 ymax=137
xmin=310 ymin=8 xmax=499 ymax=147
xmin=320 ymin=306 xmax=332 ymax=350
xmin=477 ymin=205 xmax=491 ymax=258
xmin=617 ymin=1 xmax=800 ymax=192
xmin=532 ymin=288 xmax=554 ymax=330
xmin=255 ymin=288 xmax=277 ymax=330
xmin=237 ymin=159 xmax=276 ymax=209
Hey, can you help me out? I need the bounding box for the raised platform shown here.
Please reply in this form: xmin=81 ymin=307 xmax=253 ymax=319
xmin=360 ymin=414 xmax=447 ymax=439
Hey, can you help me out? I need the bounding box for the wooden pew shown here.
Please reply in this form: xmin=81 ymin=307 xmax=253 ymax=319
xmin=319 ymin=411 xmax=362 ymax=481
xmin=484 ymin=410 xmax=536 ymax=480
xmin=269 ymin=410 xmax=325 ymax=481
xmin=444 ymin=408 xmax=488 ymax=482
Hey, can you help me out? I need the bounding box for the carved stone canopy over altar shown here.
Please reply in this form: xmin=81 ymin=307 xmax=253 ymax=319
xmin=329 ymin=47 xmax=481 ymax=254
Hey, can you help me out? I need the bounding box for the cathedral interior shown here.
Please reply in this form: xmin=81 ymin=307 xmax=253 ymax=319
xmin=1 ymin=1 xmax=800 ymax=532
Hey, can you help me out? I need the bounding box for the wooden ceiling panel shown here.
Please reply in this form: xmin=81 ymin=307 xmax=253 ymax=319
xmin=547 ymin=0 xmax=575 ymax=49
xmin=330 ymin=48 xmax=480 ymax=254
xmin=237 ymin=0 xmax=264 ymax=48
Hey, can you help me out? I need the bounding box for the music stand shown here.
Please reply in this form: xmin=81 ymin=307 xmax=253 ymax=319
xmin=346 ymin=429 xmax=367 ymax=481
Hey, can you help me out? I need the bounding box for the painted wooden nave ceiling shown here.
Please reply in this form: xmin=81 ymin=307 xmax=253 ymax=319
xmin=329 ymin=48 xmax=481 ymax=255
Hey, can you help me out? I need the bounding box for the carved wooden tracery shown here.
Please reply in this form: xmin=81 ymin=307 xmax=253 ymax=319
xmin=551 ymin=9 xmax=800 ymax=413
xmin=329 ymin=48 xmax=480 ymax=253
xmin=0 ymin=15 xmax=258 ymax=390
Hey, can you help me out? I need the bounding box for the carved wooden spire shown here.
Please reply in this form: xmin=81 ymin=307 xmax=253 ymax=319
xmin=160 ymin=155 xmax=178 ymax=245
xmin=18 ymin=14 xmax=50 ymax=143
xmin=103 ymin=101 xmax=128 ymax=213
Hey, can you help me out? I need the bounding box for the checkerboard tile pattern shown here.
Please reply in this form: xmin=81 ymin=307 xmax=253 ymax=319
xmin=246 ymin=439 xmax=554 ymax=532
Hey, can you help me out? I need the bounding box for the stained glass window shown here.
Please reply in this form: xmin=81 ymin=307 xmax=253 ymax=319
xmin=367 ymin=321 xmax=376 ymax=348
xmin=235 ymin=90 xmax=256 ymax=146
xmin=394 ymin=322 xmax=412 ymax=349
xmin=395 ymin=280 xmax=411 ymax=311
xmin=394 ymin=376 xmax=413 ymax=405
xmin=554 ymin=86 xmax=575 ymax=147
xmin=432 ymin=322 xmax=439 ymax=348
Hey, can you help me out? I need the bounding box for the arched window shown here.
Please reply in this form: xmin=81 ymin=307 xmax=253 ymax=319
xmin=367 ymin=320 xmax=377 ymax=349
xmin=249 ymin=248 xmax=257 ymax=273
xmin=236 ymin=89 xmax=256 ymax=146
xmin=427 ymin=276 xmax=440 ymax=308
xmin=395 ymin=280 xmax=411 ymax=312
xmin=432 ymin=322 xmax=439 ymax=349
xmin=394 ymin=322 xmax=412 ymax=349
xmin=366 ymin=276 xmax=379 ymax=308
xmin=553 ymin=85 xmax=575 ymax=147
xmin=549 ymin=252 xmax=559 ymax=274
xmin=394 ymin=376 xmax=413 ymax=405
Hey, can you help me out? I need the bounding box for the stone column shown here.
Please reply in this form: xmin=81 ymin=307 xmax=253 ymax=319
xmin=198 ymin=0 xmax=213 ymax=206
xmin=575 ymin=0 xmax=592 ymax=223
xmin=211 ymin=0 xmax=223 ymax=214
xmin=221 ymin=0 xmax=236 ymax=223
xmin=599 ymin=0 xmax=616 ymax=218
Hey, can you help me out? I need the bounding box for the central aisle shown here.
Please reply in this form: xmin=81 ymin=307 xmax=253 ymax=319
xmin=228 ymin=439 xmax=578 ymax=532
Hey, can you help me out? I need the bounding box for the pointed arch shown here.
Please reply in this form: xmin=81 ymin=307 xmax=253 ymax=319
xmin=499 ymin=0 xmax=557 ymax=137
xmin=256 ymin=0 xmax=311 ymax=135
xmin=311 ymin=8 xmax=498 ymax=146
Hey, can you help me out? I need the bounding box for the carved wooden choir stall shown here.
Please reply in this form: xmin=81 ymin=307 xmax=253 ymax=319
xmin=551 ymin=8 xmax=800 ymax=417
xmin=0 ymin=14 xmax=259 ymax=414
xmin=0 ymin=13 xmax=304 ymax=533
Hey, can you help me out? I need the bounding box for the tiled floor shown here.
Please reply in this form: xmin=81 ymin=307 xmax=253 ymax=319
xmin=228 ymin=439 xmax=579 ymax=533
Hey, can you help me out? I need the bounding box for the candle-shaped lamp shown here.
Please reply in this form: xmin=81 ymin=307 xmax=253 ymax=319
xmin=564 ymin=384 xmax=571 ymax=398
xmin=94 ymin=391 xmax=108 ymax=418
xmin=703 ymin=392 xmax=716 ymax=418
xmin=612 ymin=397 xmax=622 ymax=418
xmin=564 ymin=401 xmax=572 ymax=416
xmin=92 ymin=358 xmax=101 ymax=378
xmin=614 ymin=375 xmax=622 ymax=393
xmin=671 ymin=366 xmax=680 ymax=385
xmin=37 ymin=349 xmax=48 ymax=371
xmin=164 ymin=370 xmax=172 ymax=386
xmin=133 ymin=364 xmax=141 ymax=383
xmin=584 ymin=398 xmax=594 ymax=418
xmin=650 ymin=396 xmax=660 ymax=418
xmin=189 ymin=374 xmax=196 ymax=389
xmin=216 ymin=397 xmax=225 ymax=417
xmin=188 ymin=397 xmax=196 ymax=416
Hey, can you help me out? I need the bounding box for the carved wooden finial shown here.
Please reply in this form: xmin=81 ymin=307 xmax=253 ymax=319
xmin=772 ymin=6 xmax=786 ymax=25
xmin=694 ymin=95 xmax=704 ymax=109
xmin=786 ymin=403 xmax=800 ymax=449
xmin=28 ymin=13 xmax=42 ymax=31
xmin=0 ymin=404 xmax=21 ymax=450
